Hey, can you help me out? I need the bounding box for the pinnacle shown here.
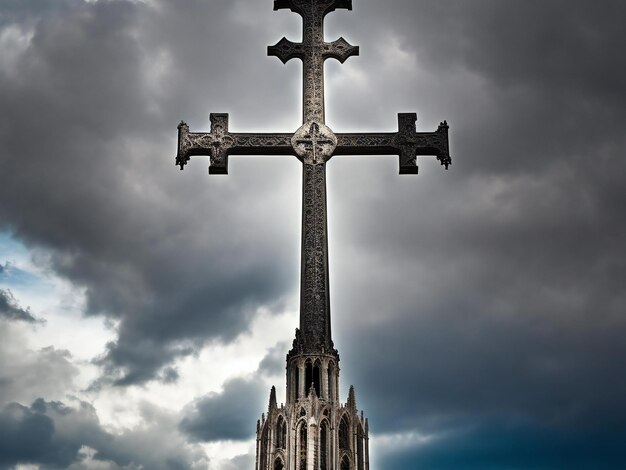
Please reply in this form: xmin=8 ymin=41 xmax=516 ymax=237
xmin=269 ymin=385 xmax=277 ymax=411
xmin=347 ymin=385 xmax=356 ymax=410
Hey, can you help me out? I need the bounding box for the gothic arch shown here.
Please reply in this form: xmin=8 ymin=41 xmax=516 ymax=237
xmin=319 ymin=419 xmax=330 ymax=470
xmin=275 ymin=415 xmax=287 ymax=450
xmin=356 ymin=423 xmax=365 ymax=470
xmin=274 ymin=456 xmax=285 ymax=470
xmin=341 ymin=455 xmax=351 ymax=470
xmin=296 ymin=420 xmax=308 ymax=470
xmin=327 ymin=361 xmax=335 ymax=400
xmin=294 ymin=362 xmax=300 ymax=400
xmin=339 ymin=414 xmax=350 ymax=451
xmin=304 ymin=360 xmax=311 ymax=394
xmin=260 ymin=422 xmax=269 ymax=470
xmin=312 ymin=359 xmax=321 ymax=397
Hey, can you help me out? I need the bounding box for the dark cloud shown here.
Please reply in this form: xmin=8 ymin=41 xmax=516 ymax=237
xmin=179 ymin=343 xmax=287 ymax=443
xmin=180 ymin=376 xmax=266 ymax=442
xmin=0 ymin=289 xmax=38 ymax=323
xmin=257 ymin=341 xmax=289 ymax=377
xmin=380 ymin=418 xmax=626 ymax=470
xmin=0 ymin=398 xmax=207 ymax=469
xmin=0 ymin=401 xmax=59 ymax=469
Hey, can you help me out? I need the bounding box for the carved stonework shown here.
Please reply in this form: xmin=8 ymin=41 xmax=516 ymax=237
xmin=292 ymin=122 xmax=337 ymax=164
xmin=334 ymin=114 xmax=451 ymax=174
xmin=257 ymin=350 xmax=367 ymax=470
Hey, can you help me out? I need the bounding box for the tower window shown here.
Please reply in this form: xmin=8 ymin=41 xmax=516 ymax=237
xmin=327 ymin=363 xmax=334 ymax=400
xmin=276 ymin=416 xmax=286 ymax=450
xmin=339 ymin=416 xmax=349 ymax=451
xmin=313 ymin=361 xmax=321 ymax=397
xmin=298 ymin=422 xmax=307 ymax=470
xmin=295 ymin=366 xmax=300 ymax=400
xmin=260 ymin=425 xmax=269 ymax=470
xmin=305 ymin=361 xmax=312 ymax=394
xmin=357 ymin=426 xmax=365 ymax=470
xmin=320 ymin=421 xmax=329 ymax=470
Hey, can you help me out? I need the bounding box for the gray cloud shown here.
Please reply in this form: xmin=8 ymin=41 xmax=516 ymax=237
xmin=180 ymin=376 xmax=267 ymax=442
xmin=257 ymin=341 xmax=288 ymax=377
xmin=0 ymin=401 xmax=59 ymax=469
xmin=0 ymin=289 xmax=38 ymax=323
xmin=225 ymin=454 xmax=255 ymax=470
xmin=0 ymin=340 xmax=79 ymax=407
xmin=0 ymin=398 xmax=207 ymax=470
xmin=180 ymin=343 xmax=287 ymax=443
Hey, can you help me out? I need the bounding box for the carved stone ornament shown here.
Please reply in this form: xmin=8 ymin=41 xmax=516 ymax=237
xmin=292 ymin=121 xmax=337 ymax=164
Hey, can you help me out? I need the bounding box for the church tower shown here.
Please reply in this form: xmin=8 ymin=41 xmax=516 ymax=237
xmin=255 ymin=325 xmax=369 ymax=470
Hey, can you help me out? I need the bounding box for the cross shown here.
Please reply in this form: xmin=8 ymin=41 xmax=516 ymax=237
xmin=176 ymin=0 xmax=451 ymax=354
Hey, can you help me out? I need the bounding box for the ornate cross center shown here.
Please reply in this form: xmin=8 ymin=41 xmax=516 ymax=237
xmin=175 ymin=0 xmax=451 ymax=353
xmin=292 ymin=122 xmax=337 ymax=164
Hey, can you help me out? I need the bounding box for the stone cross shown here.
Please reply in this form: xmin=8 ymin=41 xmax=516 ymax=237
xmin=176 ymin=0 xmax=451 ymax=354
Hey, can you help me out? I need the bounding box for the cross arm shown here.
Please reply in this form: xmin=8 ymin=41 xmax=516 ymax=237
xmin=334 ymin=113 xmax=451 ymax=174
xmin=268 ymin=37 xmax=358 ymax=65
xmin=268 ymin=37 xmax=305 ymax=64
xmin=324 ymin=37 xmax=359 ymax=63
xmin=176 ymin=114 xmax=294 ymax=175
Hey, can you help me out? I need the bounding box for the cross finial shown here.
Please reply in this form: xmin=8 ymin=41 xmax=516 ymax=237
xmin=268 ymin=0 xmax=359 ymax=126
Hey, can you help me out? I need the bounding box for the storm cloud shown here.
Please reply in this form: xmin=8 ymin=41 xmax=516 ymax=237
xmin=180 ymin=377 xmax=267 ymax=442
xmin=0 ymin=288 xmax=38 ymax=322
xmin=0 ymin=398 xmax=207 ymax=469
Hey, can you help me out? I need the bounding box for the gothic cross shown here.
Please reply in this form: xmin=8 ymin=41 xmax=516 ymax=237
xmin=176 ymin=0 xmax=451 ymax=354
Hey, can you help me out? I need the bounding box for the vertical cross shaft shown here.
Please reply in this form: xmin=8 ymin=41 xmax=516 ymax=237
xmin=302 ymin=7 xmax=325 ymax=123
xmin=269 ymin=0 xmax=359 ymax=353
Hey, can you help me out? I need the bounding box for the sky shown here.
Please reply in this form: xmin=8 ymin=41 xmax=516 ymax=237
xmin=0 ymin=0 xmax=625 ymax=469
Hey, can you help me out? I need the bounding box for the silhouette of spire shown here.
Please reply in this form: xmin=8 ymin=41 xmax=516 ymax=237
xmin=269 ymin=385 xmax=277 ymax=411
xmin=348 ymin=385 xmax=356 ymax=411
